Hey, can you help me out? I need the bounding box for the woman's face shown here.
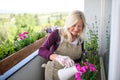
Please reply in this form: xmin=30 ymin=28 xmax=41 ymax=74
xmin=68 ymin=19 xmax=83 ymax=37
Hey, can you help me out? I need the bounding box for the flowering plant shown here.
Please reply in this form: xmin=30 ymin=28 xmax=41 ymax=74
xmin=18 ymin=32 xmax=28 ymax=40
xmin=75 ymin=29 xmax=100 ymax=80
xmin=75 ymin=52 xmax=100 ymax=80
xmin=14 ymin=31 xmax=45 ymax=51
xmin=44 ymin=26 xmax=58 ymax=33
xmin=75 ymin=61 xmax=97 ymax=80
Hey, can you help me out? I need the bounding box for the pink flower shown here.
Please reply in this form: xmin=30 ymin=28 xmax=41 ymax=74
xmin=18 ymin=32 xmax=28 ymax=40
xmin=19 ymin=33 xmax=24 ymax=37
xmin=19 ymin=35 xmax=26 ymax=40
xmin=76 ymin=63 xmax=81 ymax=71
xmin=76 ymin=63 xmax=88 ymax=74
xmin=80 ymin=66 xmax=88 ymax=73
xmin=19 ymin=32 xmax=28 ymax=37
xmin=84 ymin=62 xmax=89 ymax=65
xmin=75 ymin=72 xmax=82 ymax=80
xmin=89 ymin=63 xmax=96 ymax=72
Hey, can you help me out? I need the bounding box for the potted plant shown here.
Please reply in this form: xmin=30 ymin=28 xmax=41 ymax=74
xmin=0 ymin=31 xmax=46 ymax=75
xmin=75 ymin=29 xmax=100 ymax=80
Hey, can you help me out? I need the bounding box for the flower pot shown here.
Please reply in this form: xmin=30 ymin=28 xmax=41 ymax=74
xmin=0 ymin=37 xmax=46 ymax=75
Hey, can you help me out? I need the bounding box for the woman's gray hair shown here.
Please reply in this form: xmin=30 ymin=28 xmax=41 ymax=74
xmin=60 ymin=10 xmax=86 ymax=43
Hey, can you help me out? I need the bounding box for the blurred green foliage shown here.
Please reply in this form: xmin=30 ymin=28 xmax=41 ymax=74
xmin=0 ymin=12 xmax=67 ymax=61
xmin=0 ymin=27 xmax=8 ymax=44
xmin=15 ymin=14 xmax=37 ymax=28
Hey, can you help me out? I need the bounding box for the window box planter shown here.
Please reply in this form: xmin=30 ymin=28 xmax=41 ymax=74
xmin=0 ymin=37 xmax=46 ymax=75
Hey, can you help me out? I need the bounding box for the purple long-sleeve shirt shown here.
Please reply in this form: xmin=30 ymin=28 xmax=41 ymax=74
xmin=38 ymin=29 xmax=84 ymax=60
xmin=38 ymin=29 xmax=60 ymax=60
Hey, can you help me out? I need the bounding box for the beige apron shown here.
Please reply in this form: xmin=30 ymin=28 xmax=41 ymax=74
xmin=45 ymin=29 xmax=82 ymax=80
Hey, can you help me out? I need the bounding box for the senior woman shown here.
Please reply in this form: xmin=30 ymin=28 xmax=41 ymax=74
xmin=38 ymin=10 xmax=86 ymax=80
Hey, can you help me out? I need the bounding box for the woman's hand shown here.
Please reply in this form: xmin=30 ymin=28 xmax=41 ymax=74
xmin=49 ymin=53 xmax=58 ymax=60
xmin=54 ymin=55 xmax=75 ymax=68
